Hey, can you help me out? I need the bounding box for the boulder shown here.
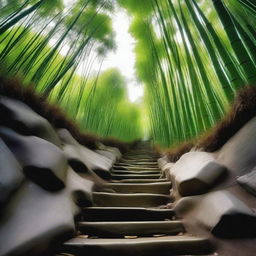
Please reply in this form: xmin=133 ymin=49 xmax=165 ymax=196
xmin=0 ymin=138 xmax=24 ymax=207
xmin=175 ymin=190 xmax=256 ymax=238
xmin=78 ymin=145 xmax=112 ymax=179
xmin=58 ymin=130 xmax=112 ymax=191
xmin=0 ymin=96 xmax=61 ymax=147
xmin=58 ymin=129 xmax=112 ymax=179
xmin=96 ymin=149 xmax=117 ymax=163
xmin=217 ymin=117 xmax=256 ymax=177
xmin=57 ymin=128 xmax=79 ymax=146
xmin=61 ymin=143 xmax=84 ymax=171
xmin=66 ymin=168 xmax=94 ymax=207
xmin=161 ymin=162 xmax=174 ymax=180
xmin=158 ymin=156 xmax=169 ymax=169
xmin=97 ymin=142 xmax=122 ymax=159
xmin=237 ymin=167 xmax=256 ymax=196
xmin=162 ymin=163 xmax=174 ymax=172
xmin=170 ymin=152 xmax=227 ymax=196
xmin=0 ymin=127 xmax=67 ymax=191
xmin=0 ymin=181 xmax=77 ymax=256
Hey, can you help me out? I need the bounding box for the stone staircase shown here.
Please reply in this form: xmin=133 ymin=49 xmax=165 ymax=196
xmin=56 ymin=142 xmax=212 ymax=256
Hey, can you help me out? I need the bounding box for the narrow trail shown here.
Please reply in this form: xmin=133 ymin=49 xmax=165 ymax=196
xmin=57 ymin=142 xmax=212 ymax=256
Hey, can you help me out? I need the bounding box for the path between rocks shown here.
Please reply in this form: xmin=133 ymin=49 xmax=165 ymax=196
xmin=56 ymin=142 xmax=212 ymax=256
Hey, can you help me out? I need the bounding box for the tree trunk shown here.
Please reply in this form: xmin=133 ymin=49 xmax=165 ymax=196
xmin=0 ymin=0 xmax=44 ymax=35
xmin=212 ymin=0 xmax=256 ymax=84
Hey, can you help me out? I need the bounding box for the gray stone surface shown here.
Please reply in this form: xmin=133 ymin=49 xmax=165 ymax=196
xmin=58 ymin=130 xmax=113 ymax=192
xmin=93 ymin=192 xmax=170 ymax=207
xmin=0 ymin=127 xmax=67 ymax=191
xmin=237 ymin=167 xmax=256 ymax=196
xmin=61 ymin=142 xmax=84 ymax=171
xmin=0 ymin=138 xmax=24 ymax=206
xmin=78 ymin=145 xmax=112 ymax=178
xmin=58 ymin=129 xmax=112 ymax=179
xmin=111 ymin=173 xmax=161 ymax=180
xmin=61 ymin=235 xmax=211 ymax=256
xmin=97 ymin=142 xmax=122 ymax=159
xmin=81 ymin=207 xmax=175 ymax=221
xmin=96 ymin=149 xmax=116 ymax=163
xmin=78 ymin=220 xmax=184 ymax=237
xmin=217 ymin=117 xmax=256 ymax=177
xmin=0 ymin=181 xmax=77 ymax=256
xmin=109 ymin=181 xmax=171 ymax=194
xmin=162 ymin=162 xmax=174 ymax=172
xmin=158 ymin=156 xmax=169 ymax=169
xmin=0 ymin=96 xmax=61 ymax=147
xmin=175 ymin=190 xmax=256 ymax=238
xmin=161 ymin=162 xmax=174 ymax=180
xmin=170 ymin=152 xmax=227 ymax=196
xmin=58 ymin=128 xmax=80 ymax=146
xmin=66 ymin=168 xmax=94 ymax=207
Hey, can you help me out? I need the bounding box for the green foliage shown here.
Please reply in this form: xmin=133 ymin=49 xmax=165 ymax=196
xmin=68 ymin=7 xmax=113 ymax=40
xmin=0 ymin=0 xmax=255 ymax=146
xmin=37 ymin=0 xmax=64 ymax=16
xmin=0 ymin=0 xmax=142 ymax=142
xmin=53 ymin=68 xmax=142 ymax=141
xmin=0 ymin=0 xmax=118 ymax=91
xmin=122 ymin=0 xmax=256 ymax=147
xmin=117 ymin=0 xmax=154 ymax=16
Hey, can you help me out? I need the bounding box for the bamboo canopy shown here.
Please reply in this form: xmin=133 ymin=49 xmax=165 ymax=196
xmin=0 ymin=0 xmax=255 ymax=147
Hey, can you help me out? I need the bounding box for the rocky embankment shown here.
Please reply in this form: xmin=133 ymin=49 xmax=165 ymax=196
xmin=0 ymin=95 xmax=123 ymax=256
xmin=159 ymin=116 xmax=256 ymax=255
xmin=0 ymin=93 xmax=212 ymax=256
xmin=2 ymin=84 xmax=256 ymax=256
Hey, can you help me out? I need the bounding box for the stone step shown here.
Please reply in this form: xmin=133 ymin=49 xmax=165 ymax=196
xmin=111 ymin=174 xmax=161 ymax=180
xmin=120 ymin=161 xmax=158 ymax=163
xmin=122 ymin=156 xmax=158 ymax=162
xmin=113 ymin=167 xmax=161 ymax=174
xmin=121 ymin=158 xmax=158 ymax=162
xmin=119 ymin=162 xmax=158 ymax=166
xmin=124 ymin=152 xmax=157 ymax=155
xmin=80 ymin=207 xmax=175 ymax=221
xmin=114 ymin=178 xmax=168 ymax=183
xmin=112 ymin=170 xmax=161 ymax=175
xmin=78 ymin=220 xmax=184 ymax=237
xmin=113 ymin=165 xmax=159 ymax=169
xmin=115 ymin=162 xmax=158 ymax=166
xmin=93 ymin=192 xmax=171 ymax=207
xmin=119 ymin=160 xmax=158 ymax=164
xmin=115 ymin=165 xmax=159 ymax=169
xmin=60 ymin=235 xmax=212 ymax=256
xmin=123 ymin=153 xmax=157 ymax=156
xmin=109 ymin=182 xmax=171 ymax=194
xmin=126 ymin=166 xmax=160 ymax=170
xmin=114 ymin=164 xmax=159 ymax=168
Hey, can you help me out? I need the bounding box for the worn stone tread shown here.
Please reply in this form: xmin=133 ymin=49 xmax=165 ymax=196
xmin=121 ymin=158 xmax=158 ymax=162
xmin=80 ymin=207 xmax=175 ymax=221
xmin=114 ymin=178 xmax=168 ymax=183
xmin=124 ymin=166 xmax=160 ymax=170
xmin=60 ymin=235 xmax=211 ymax=256
xmin=115 ymin=162 xmax=158 ymax=166
xmin=108 ymin=182 xmax=171 ymax=194
xmin=93 ymin=192 xmax=171 ymax=207
xmin=111 ymin=173 xmax=161 ymax=180
xmin=112 ymin=169 xmax=160 ymax=174
xmin=78 ymin=220 xmax=184 ymax=237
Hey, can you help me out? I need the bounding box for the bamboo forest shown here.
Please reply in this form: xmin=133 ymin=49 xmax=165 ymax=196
xmin=0 ymin=0 xmax=255 ymax=147
xmin=2 ymin=1 xmax=256 ymax=256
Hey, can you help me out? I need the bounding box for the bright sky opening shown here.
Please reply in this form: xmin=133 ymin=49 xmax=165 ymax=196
xmin=57 ymin=1 xmax=143 ymax=103
xmin=100 ymin=8 xmax=143 ymax=103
